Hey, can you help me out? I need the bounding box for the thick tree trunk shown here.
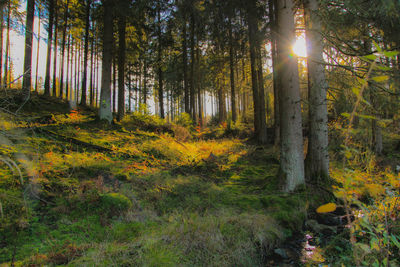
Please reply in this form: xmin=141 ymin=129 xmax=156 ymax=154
xmin=117 ymin=13 xmax=126 ymax=121
xmin=143 ymin=57 xmax=147 ymax=106
xmin=44 ymin=0 xmax=55 ymax=96
xmin=98 ymin=0 xmax=113 ymax=123
xmin=22 ymin=0 xmax=35 ymax=98
xmin=304 ymin=0 xmax=330 ymax=183
xmin=52 ymin=3 xmax=58 ymax=96
xmin=277 ymin=0 xmax=305 ymax=192
xmin=80 ymin=0 xmax=91 ymax=105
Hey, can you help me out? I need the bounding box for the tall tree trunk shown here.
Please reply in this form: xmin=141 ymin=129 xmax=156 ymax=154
xmin=80 ymin=0 xmax=91 ymax=105
xmin=65 ymin=33 xmax=71 ymax=99
xmin=189 ymin=14 xmax=196 ymax=120
xmin=89 ymin=30 xmax=95 ymax=106
xmin=98 ymin=0 xmax=113 ymax=122
xmin=228 ymin=16 xmax=237 ymax=123
xmin=157 ymin=8 xmax=164 ymax=119
xmin=117 ymin=11 xmax=126 ymax=121
xmin=196 ymin=46 xmax=202 ymax=126
xmin=44 ymin=0 xmax=54 ymax=96
xmin=3 ymin=0 xmax=10 ymax=88
xmin=143 ymin=57 xmax=147 ymax=105
xmin=304 ymin=0 xmax=329 ymax=183
xmin=52 ymin=3 xmax=58 ymax=96
xmin=34 ymin=7 xmax=41 ymax=93
xmin=22 ymin=0 xmax=35 ymax=98
xmin=59 ymin=0 xmax=69 ymax=99
xmin=112 ymin=56 xmax=116 ymax=112
xmin=256 ymin=45 xmax=268 ymax=143
xmin=269 ymin=0 xmax=280 ymax=145
xmin=0 ymin=3 xmax=4 ymax=87
xmin=182 ymin=16 xmax=189 ymax=114
xmin=247 ymin=2 xmax=260 ymax=139
xmin=277 ymin=0 xmax=305 ymax=192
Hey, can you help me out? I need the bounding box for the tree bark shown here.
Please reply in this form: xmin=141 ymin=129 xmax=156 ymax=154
xmin=268 ymin=0 xmax=280 ymax=145
xmin=304 ymin=0 xmax=330 ymax=183
xmin=117 ymin=11 xmax=126 ymax=121
xmin=247 ymin=2 xmax=260 ymax=139
xmin=277 ymin=0 xmax=305 ymax=192
xmin=44 ymin=0 xmax=54 ymax=96
xmin=0 ymin=3 xmax=4 ymax=87
xmin=22 ymin=0 xmax=35 ymax=98
xmin=59 ymin=0 xmax=69 ymax=99
xmin=98 ymin=0 xmax=113 ymax=123
xmin=80 ymin=0 xmax=91 ymax=105
xmin=228 ymin=16 xmax=237 ymax=123
xmin=157 ymin=8 xmax=164 ymax=119
xmin=182 ymin=16 xmax=189 ymax=114
xmin=3 ymin=0 xmax=10 ymax=88
xmin=52 ymin=2 xmax=58 ymax=96
xmin=34 ymin=7 xmax=41 ymax=93
xmin=189 ymin=14 xmax=196 ymax=121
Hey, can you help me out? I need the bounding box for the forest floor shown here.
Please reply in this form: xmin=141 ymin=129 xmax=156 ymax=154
xmin=0 ymin=92 xmax=399 ymax=266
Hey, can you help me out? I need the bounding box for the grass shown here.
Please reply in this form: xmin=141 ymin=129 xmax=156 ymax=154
xmin=0 ymin=93 xmax=315 ymax=266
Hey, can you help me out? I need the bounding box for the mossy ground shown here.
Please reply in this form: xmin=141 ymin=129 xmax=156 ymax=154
xmin=0 ymin=93 xmax=321 ymax=266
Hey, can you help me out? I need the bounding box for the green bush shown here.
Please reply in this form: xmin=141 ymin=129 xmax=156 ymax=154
xmin=100 ymin=193 xmax=132 ymax=217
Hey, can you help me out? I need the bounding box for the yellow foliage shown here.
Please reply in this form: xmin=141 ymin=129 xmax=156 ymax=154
xmin=316 ymin=203 xmax=337 ymax=213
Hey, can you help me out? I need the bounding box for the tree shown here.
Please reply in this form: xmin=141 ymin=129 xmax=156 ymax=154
xmin=44 ymin=0 xmax=55 ymax=96
xmin=117 ymin=0 xmax=127 ymax=121
xmin=276 ymin=0 xmax=305 ymax=191
xmin=22 ymin=0 xmax=35 ymax=98
xmin=304 ymin=0 xmax=330 ymax=183
xmin=80 ymin=0 xmax=91 ymax=105
xmin=98 ymin=0 xmax=113 ymax=123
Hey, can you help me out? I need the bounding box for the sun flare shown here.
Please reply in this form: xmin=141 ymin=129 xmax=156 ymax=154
xmin=292 ymin=36 xmax=307 ymax=57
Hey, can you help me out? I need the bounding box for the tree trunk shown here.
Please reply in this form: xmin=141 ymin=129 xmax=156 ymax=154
xmin=44 ymin=0 xmax=54 ymax=96
xmin=247 ymin=2 xmax=260 ymax=139
xmin=304 ymin=0 xmax=330 ymax=183
xmin=80 ymin=0 xmax=91 ymax=105
xmin=228 ymin=16 xmax=237 ymax=123
xmin=98 ymin=0 xmax=113 ymax=123
xmin=22 ymin=0 xmax=35 ymax=98
xmin=276 ymin=0 xmax=305 ymax=192
xmin=269 ymin=0 xmax=280 ymax=145
xmin=112 ymin=56 xmax=116 ymax=112
xmin=89 ymin=29 xmax=95 ymax=106
xmin=257 ymin=45 xmax=268 ymax=143
xmin=182 ymin=16 xmax=189 ymax=114
xmin=59 ymin=0 xmax=69 ymax=99
xmin=157 ymin=8 xmax=164 ymax=119
xmin=189 ymin=14 xmax=196 ymax=121
xmin=117 ymin=12 xmax=126 ymax=121
xmin=34 ymin=7 xmax=41 ymax=93
xmin=52 ymin=3 xmax=58 ymax=96
xmin=3 ymin=0 xmax=10 ymax=88
xmin=65 ymin=33 xmax=71 ymax=99
xmin=0 ymin=4 xmax=4 ymax=87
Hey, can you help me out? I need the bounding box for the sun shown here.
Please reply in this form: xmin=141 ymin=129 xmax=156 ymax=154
xmin=292 ymin=36 xmax=307 ymax=57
